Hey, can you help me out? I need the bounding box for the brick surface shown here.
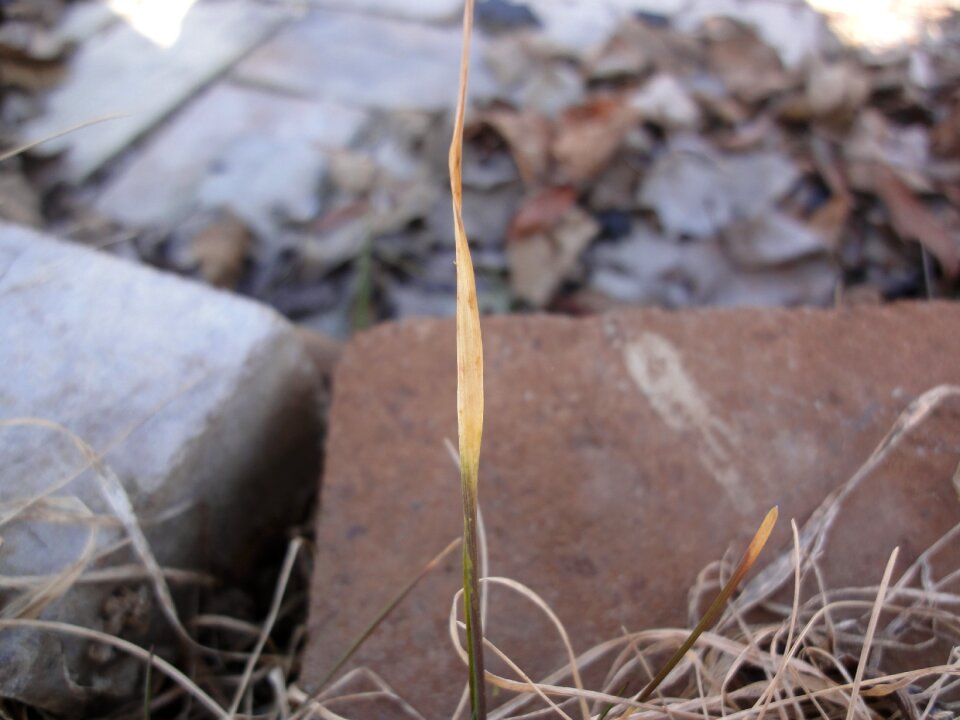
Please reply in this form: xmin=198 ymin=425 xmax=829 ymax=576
xmin=303 ymin=304 xmax=960 ymax=717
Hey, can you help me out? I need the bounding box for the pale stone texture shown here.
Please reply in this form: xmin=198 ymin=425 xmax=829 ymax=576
xmin=22 ymin=0 xmax=289 ymax=182
xmin=0 ymin=223 xmax=325 ymax=713
xmin=233 ymin=10 xmax=496 ymax=111
xmin=302 ymin=304 xmax=960 ymax=717
xmin=306 ymin=0 xmax=463 ymax=22
xmin=95 ymin=82 xmax=368 ymax=231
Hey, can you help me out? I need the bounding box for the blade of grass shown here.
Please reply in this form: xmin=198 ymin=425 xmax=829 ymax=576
xmin=227 ymin=538 xmax=304 ymax=718
xmin=350 ymin=233 xmax=374 ymax=332
xmin=144 ymin=646 xmax=154 ymax=720
xmin=449 ymin=0 xmax=486 ymax=718
xmin=601 ymin=518 xmax=781 ymax=720
xmin=0 ymin=115 xmax=122 ymax=163
xmin=635 ymin=506 xmax=779 ymax=704
xmin=845 ymin=546 xmax=899 ymax=720
xmin=314 ymin=537 xmax=462 ymax=692
xmin=0 ymin=619 xmax=227 ymax=720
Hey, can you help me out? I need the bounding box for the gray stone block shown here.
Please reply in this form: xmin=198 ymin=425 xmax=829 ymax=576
xmin=0 ymin=223 xmax=323 ymax=713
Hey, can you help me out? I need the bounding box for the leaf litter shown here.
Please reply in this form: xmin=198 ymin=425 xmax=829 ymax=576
xmin=5 ymin=0 xmax=960 ymax=325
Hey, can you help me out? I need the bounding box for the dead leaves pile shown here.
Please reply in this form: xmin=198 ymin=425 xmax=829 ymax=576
xmin=472 ymin=11 xmax=960 ymax=309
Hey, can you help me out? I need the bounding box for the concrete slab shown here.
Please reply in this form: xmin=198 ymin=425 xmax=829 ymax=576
xmin=233 ymin=9 xmax=495 ymax=111
xmin=21 ymin=0 xmax=289 ymax=182
xmin=0 ymin=222 xmax=325 ymax=712
xmin=95 ymin=82 xmax=367 ymax=230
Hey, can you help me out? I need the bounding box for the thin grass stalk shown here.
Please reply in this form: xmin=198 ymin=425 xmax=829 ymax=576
xmin=449 ymin=0 xmax=485 ymax=717
xmin=315 ymin=537 xmax=461 ymax=691
xmin=636 ymin=506 xmax=779 ymax=704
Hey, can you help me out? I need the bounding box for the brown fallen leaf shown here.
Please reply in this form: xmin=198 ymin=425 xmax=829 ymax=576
xmin=932 ymin=96 xmax=960 ymax=158
xmin=724 ymin=212 xmax=827 ymax=268
xmin=508 ymin=203 xmax=598 ymax=307
xmin=694 ymin=86 xmax=749 ymax=126
xmin=479 ymin=108 xmax=552 ymax=186
xmin=0 ymin=169 xmax=42 ymax=227
xmin=805 ymin=59 xmax=870 ymax=123
xmin=845 ymin=109 xmax=932 ymax=193
xmin=809 ymin=134 xmax=849 ymax=196
xmin=585 ymin=22 xmax=652 ymax=81
xmin=589 ymin=158 xmax=638 ymax=211
xmin=508 ymin=186 xmax=576 ymax=240
xmin=0 ymin=56 xmax=65 ymax=90
xmin=629 ymin=73 xmax=701 ymax=130
xmin=0 ymin=18 xmax=69 ymax=61
xmin=713 ymin=114 xmax=775 ymax=152
xmin=705 ymin=18 xmax=794 ymax=104
xmin=807 ymin=193 xmax=852 ymax=252
xmin=586 ymin=19 xmax=701 ymax=81
xmin=551 ymin=97 xmax=636 ymax=185
xmin=874 ymin=164 xmax=960 ymax=278
xmin=189 ymin=211 xmax=254 ymax=289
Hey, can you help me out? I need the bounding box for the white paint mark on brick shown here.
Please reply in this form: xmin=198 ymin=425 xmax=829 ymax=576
xmin=624 ymin=332 xmax=749 ymax=510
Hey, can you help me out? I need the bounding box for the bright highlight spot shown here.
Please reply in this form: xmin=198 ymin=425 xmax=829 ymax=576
xmin=108 ymin=0 xmax=198 ymax=48
xmin=808 ymin=0 xmax=960 ymax=52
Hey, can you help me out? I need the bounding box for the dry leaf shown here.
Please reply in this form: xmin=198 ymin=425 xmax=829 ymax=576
xmin=0 ymin=170 xmax=42 ymax=227
xmin=479 ymin=108 xmax=552 ymax=185
xmin=190 ymin=212 xmax=253 ymax=289
xmin=706 ymin=19 xmax=794 ymax=104
xmin=588 ymin=158 xmax=638 ymax=211
xmin=585 ymin=23 xmax=652 ymax=81
xmin=508 ymin=203 xmax=598 ymax=306
xmin=551 ymin=98 xmax=635 ymax=184
xmin=328 ymin=150 xmax=378 ymax=195
xmin=713 ymin=115 xmax=774 ymax=152
xmin=805 ymin=59 xmax=870 ymax=122
xmin=629 ymin=73 xmax=701 ymax=130
xmin=0 ymin=55 xmax=65 ymax=90
xmin=807 ymin=193 xmax=852 ymax=252
xmin=932 ymin=96 xmax=960 ymax=158
xmin=639 ymin=140 xmax=799 ymax=238
xmin=508 ymin=186 xmax=576 ymax=240
xmin=874 ymin=164 xmax=960 ymax=278
xmin=725 ymin=212 xmax=827 ymax=268
xmin=845 ymin=109 xmax=932 ymax=193
xmin=586 ymin=19 xmax=700 ymax=81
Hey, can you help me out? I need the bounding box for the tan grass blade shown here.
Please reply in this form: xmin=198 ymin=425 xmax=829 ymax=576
xmin=0 ymin=115 xmax=122 ymax=163
xmin=451 ymin=3 xmax=483 ymax=473
xmin=635 ymin=506 xmax=779 ymax=704
xmin=845 ymin=546 xmax=900 ymax=720
xmin=449 ymin=0 xmax=486 ymax=717
xmin=227 ymin=537 xmax=305 ymax=717
xmin=312 ymin=537 xmax=461 ymax=693
xmin=0 ymin=418 xmax=192 ymax=646
xmin=0 ymin=618 xmax=227 ymax=720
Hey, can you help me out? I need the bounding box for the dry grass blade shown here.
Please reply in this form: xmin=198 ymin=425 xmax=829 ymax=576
xmin=845 ymin=546 xmax=900 ymax=720
xmin=448 ymin=576 xmax=591 ymax=720
xmin=227 ymin=537 xmax=305 ymax=717
xmin=313 ymin=537 xmax=462 ymax=693
xmin=449 ymin=0 xmax=486 ymax=718
xmin=2 ymin=418 xmax=195 ymax=648
xmin=0 ymin=418 xmax=196 ymax=644
xmin=738 ymin=385 xmax=960 ymax=614
xmin=0 ymin=115 xmax=122 ymax=163
xmin=635 ymin=506 xmax=779 ymax=704
xmin=0 ymin=618 xmax=227 ymax=720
